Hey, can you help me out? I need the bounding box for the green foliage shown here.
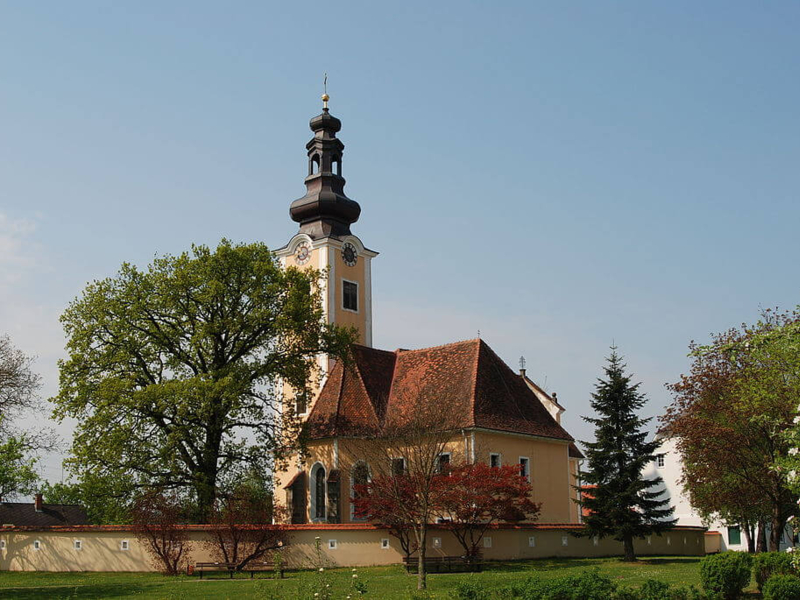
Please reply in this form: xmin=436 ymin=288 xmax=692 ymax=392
xmin=52 ymin=239 xmax=354 ymax=521
xmin=452 ymin=579 xmax=488 ymax=600
xmin=616 ymin=579 xmax=709 ymax=600
xmin=0 ymin=424 xmax=39 ymax=500
xmin=754 ymin=552 xmax=797 ymax=592
xmin=581 ymin=347 xmax=675 ymax=560
xmin=763 ymin=574 xmax=800 ymax=600
xmin=41 ymin=473 xmax=133 ymax=524
xmin=700 ymin=552 xmax=753 ymax=599
xmin=667 ymin=309 xmax=800 ymax=551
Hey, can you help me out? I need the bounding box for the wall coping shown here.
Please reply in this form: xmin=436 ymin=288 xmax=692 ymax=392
xmin=0 ymin=522 xmax=707 ymax=534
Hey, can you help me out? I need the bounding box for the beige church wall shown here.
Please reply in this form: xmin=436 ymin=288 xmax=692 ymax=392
xmin=472 ymin=432 xmax=573 ymax=523
xmin=0 ymin=525 xmax=705 ymax=572
xmin=568 ymin=459 xmax=582 ymax=523
xmin=288 ymin=433 xmax=576 ymax=526
xmin=330 ymin=247 xmax=367 ymax=345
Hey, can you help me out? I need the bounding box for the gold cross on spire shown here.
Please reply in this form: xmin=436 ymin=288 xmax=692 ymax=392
xmin=322 ymin=73 xmax=329 ymax=110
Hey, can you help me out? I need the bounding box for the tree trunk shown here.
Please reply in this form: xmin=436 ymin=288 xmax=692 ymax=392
xmin=417 ymin=525 xmax=427 ymax=590
xmin=756 ymin=520 xmax=768 ymax=553
xmin=743 ymin=522 xmax=755 ymax=554
xmin=623 ymin=535 xmax=636 ymax=562
xmin=770 ymin=511 xmax=787 ymax=552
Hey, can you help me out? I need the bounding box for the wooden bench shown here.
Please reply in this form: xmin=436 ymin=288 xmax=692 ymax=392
xmin=402 ymin=555 xmax=484 ymax=573
xmin=195 ymin=561 xmax=283 ymax=579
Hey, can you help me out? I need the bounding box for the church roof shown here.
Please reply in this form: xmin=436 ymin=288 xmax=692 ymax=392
xmin=305 ymin=339 xmax=573 ymax=442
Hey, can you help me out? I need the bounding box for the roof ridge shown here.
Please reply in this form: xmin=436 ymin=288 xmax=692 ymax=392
xmin=333 ymin=359 xmax=346 ymax=436
xmin=469 ymin=339 xmax=482 ymax=428
xmin=393 ymin=337 xmax=481 ymax=355
xmin=351 ymin=355 xmax=383 ymax=429
xmin=482 ymin=342 xmax=530 ymax=424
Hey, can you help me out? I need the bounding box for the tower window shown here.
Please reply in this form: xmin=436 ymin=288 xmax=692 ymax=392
xmin=343 ymin=280 xmax=358 ymax=312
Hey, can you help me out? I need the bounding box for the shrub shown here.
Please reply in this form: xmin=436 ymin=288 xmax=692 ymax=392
xmin=616 ymin=580 xmax=709 ymax=600
xmin=453 ymin=580 xmax=490 ymax=600
xmin=755 ymin=552 xmax=797 ymax=592
xmin=763 ymin=574 xmax=800 ymax=600
xmin=700 ymin=551 xmax=753 ymax=599
xmin=503 ymin=570 xmax=617 ymax=600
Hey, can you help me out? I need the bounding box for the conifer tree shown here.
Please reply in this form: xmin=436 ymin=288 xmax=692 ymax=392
xmin=581 ymin=347 xmax=675 ymax=561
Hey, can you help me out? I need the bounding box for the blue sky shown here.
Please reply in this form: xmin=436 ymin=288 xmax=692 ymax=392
xmin=1 ymin=1 xmax=799 ymax=483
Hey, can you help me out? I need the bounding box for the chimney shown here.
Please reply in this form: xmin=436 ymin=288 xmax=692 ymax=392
xmin=34 ymin=493 xmax=43 ymax=512
xmin=518 ymin=356 xmax=527 ymax=378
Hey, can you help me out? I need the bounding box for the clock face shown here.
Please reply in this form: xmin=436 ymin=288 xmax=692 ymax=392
xmin=295 ymin=242 xmax=310 ymax=265
xmin=342 ymin=242 xmax=358 ymax=267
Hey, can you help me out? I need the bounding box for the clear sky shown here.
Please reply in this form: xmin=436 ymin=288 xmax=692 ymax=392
xmin=1 ymin=1 xmax=799 ymax=484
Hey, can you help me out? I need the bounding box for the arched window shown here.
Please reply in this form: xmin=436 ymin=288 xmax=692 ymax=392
xmin=350 ymin=461 xmax=370 ymax=521
xmin=333 ymin=156 xmax=342 ymax=176
xmin=309 ymin=154 xmax=320 ymax=175
xmin=310 ymin=463 xmax=326 ymax=521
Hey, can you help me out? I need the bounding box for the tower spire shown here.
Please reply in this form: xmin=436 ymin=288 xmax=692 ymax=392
xmin=289 ymin=92 xmax=361 ymax=239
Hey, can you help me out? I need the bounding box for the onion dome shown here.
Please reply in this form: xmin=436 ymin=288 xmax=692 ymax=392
xmin=289 ymin=94 xmax=361 ymax=239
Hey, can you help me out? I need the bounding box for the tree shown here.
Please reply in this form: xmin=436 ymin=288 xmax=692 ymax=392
xmin=348 ymin=378 xmax=457 ymax=591
xmin=581 ymin=347 xmax=675 ymax=562
xmin=438 ymin=462 xmax=541 ymax=558
xmin=0 ymin=335 xmax=51 ymax=500
xmin=130 ymin=490 xmax=192 ymax=575
xmin=353 ymin=473 xmax=419 ymax=560
xmin=53 ymin=240 xmax=354 ymax=521
xmin=205 ymin=483 xmax=288 ymax=571
xmin=41 ymin=472 xmax=134 ymax=525
xmin=0 ymin=334 xmax=41 ymax=425
xmin=0 ymin=426 xmax=39 ymax=500
xmin=665 ymin=309 xmax=800 ymax=552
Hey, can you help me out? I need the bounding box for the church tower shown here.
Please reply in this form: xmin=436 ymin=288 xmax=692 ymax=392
xmin=275 ymin=95 xmax=377 ymax=357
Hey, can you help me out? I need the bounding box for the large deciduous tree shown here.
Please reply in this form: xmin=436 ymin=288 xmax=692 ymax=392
xmin=665 ymin=309 xmax=800 ymax=552
xmin=581 ymin=347 xmax=675 ymax=562
xmin=438 ymin=462 xmax=541 ymax=558
xmin=53 ymin=240 xmax=353 ymax=521
xmin=0 ymin=335 xmax=51 ymax=500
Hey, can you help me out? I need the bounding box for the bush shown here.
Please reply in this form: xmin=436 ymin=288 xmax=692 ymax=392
xmin=453 ymin=579 xmax=490 ymax=600
xmin=616 ymin=580 xmax=709 ymax=600
xmin=700 ymin=551 xmax=753 ymax=599
xmin=763 ymin=575 xmax=800 ymax=600
xmin=502 ymin=570 xmax=617 ymax=599
xmin=755 ymin=552 xmax=797 ymax=591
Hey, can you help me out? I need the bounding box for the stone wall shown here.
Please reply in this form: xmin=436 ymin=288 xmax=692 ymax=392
xmin=0 ymin=524 xmax=706 ymax=572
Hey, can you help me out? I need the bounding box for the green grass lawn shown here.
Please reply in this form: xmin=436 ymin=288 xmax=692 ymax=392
xmin=0 ymin=556 xmax=753 ymax=599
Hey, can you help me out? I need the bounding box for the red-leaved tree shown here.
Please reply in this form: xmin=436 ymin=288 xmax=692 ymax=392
xmin=438 ymin=463 xmax=541 ymax=558
xmin=205 ymin=487 xmax=289 ymax=571
xmin=130 ymin=490 xmax=191 ymax=575
xmin=353 ymin=473 xmax=427 ymax=560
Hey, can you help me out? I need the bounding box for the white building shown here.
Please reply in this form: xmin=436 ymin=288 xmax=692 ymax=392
xmin=644 ymin=435 xmax=793 ymax=552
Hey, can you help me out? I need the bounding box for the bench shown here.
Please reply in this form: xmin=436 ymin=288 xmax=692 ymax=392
xmin=402 ymin=555 xmax=484 ymax=573
xmin=194 ymin=561 xmax=283 ymax=579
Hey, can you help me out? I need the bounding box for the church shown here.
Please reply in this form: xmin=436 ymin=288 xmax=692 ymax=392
xmin=272 ymin=95 xmax=584 ymax=526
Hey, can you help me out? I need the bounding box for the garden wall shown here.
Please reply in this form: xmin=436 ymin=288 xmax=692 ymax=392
xmin=0 ymin=523 xmax=706 ymax=572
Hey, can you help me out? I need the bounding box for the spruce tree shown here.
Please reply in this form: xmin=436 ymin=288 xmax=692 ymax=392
xmin=581 ymin=347 xmax=675 ymax=561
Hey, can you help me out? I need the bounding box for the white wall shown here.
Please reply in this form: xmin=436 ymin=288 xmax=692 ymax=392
xmin=644 ymin=436 xmax=792 ymax=552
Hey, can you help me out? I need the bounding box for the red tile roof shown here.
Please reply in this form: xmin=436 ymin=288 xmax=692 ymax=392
xmin=306 ymin=339 xmax=573 ymax=442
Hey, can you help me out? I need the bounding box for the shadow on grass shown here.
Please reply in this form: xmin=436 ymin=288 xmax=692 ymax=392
xmin=0 ymin=582 xmax=156 ymax=600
